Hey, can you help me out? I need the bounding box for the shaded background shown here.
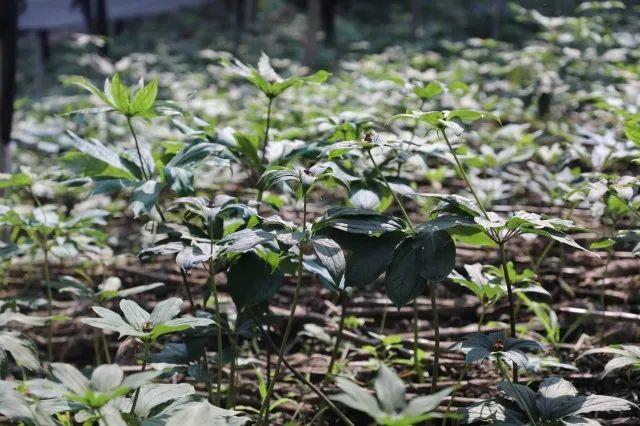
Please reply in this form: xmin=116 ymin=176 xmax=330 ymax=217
xmin=1 ymin=0 xmax=638 ymax=170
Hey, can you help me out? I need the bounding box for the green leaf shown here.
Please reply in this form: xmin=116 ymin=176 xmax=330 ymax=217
xmin=589 ymin=237 xmax=615 ymax=249
xmin=163 ymin=166 xmax=194 ymax=196
xmin=624 ymin=118 xmax=640 ymax=147
xmin=310 ymin=237 xmax=345 ymax=286
xmin=64 ymin=131 xmax=139 ymax=180
xmin=119 ymin=299 xmax=150 ymax=330
xmin=64 ymin=76 xmax=114 ymax=108
xmin=234 ymin=133 xmax=261 ymax=168
xmin=51 ymin=363 xmax=89 ymax=394
xmin=149 ymin=323 xmax=190 ymax=339
xmin=446 ymin=109 xmax=501 ymax=124
xmin=403 ymin=387 xmax=453 ymax=417
xmin=132 ymin=383 xmax=195 ymax=417
xmin=0 ymin=173 xmax=32 ymax=189
xmin=108 ymin=74 xmax=131 ymax=113
xmin=413 ymin=82 xmax=443 ymax=100
xmin=130 ymin=79 xmax=158 ymax=115
xmin=374 ymin=365 xmax=406 ymax=413
xmin=149 ymin=297 xmax=182 ymax=325
xmin=164 ymin=400 xmax=251 ymax=426
xmin=327 ymin=230 xmax=402 ymax=288
xmin=226 ymin=252 xmax=284 ymax=309
xmin=415 ymin=228 xmax=456 ymax=282
xmin=0 ymin=332 xmax=40 ymax=371
xmin=130 ymin=180 xmax=162 ymax=218
xmin=332 ymin=377 xmax=384 ymax=420
xmin=385 ymin=237 xmax=426 ymax=307
xmin=90 ymin=364 xmax=123 ymax=393
xmin=303 ymin=69 xmax=330 ymax=84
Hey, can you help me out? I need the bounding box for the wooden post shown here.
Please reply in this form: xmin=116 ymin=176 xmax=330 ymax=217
xmin=304 ymin=0 xmax=320 ymax=67
xmin=0 ymin=0 xmax=18 ymax=173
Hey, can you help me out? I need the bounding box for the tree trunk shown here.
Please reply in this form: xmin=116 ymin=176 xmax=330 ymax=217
xmin=0 ymin=0 xmax=18 ymax=173
xmin=304 ymin=0 xmax=320 ymax=67
xmin=321 ymin=0 xmax=337 ymax=45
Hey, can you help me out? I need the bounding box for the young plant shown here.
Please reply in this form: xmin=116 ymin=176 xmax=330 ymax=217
xmin=81 ymin=298 xmax=213 ymax=414
xmin=52 ymin=275 xmax=163 ymax=364
xmin=310 ymin=208 xmax=406 ymax=383
xmin=462 ymin=377 xmax=635 ymax=425
xmin=65 ymin=74 xmax=223 ymax=220
xmin=451 ymin=263 xmax=549 ymax=331
xmin=579 ymin=344 xmax=640 ymax=378
xmin=141 ymin=194 xmax=258 ymax=405
xmin=449 ymin=331 xmax=544 ymax=373
xmin=1 ymin=204 xmax=108 ymax=362
xmin=325 ymin=132 xmax=459 ymax=391
xmin=0 ymin=312 xmax=47 ymax=376
xmin=49 ymin=362 xmax=162 ymax=421
xmin=253 ymin=162 xmax=354 ymax=424
xmin=420 ymin=193 xmax=592 ymax=383
xmin=0 ymin=379 xmax=69 ymax=426
xmin=332 ymin=364 xmax=453 ymax=425
xmin=226 ymin=52 xmax=329 ymax=200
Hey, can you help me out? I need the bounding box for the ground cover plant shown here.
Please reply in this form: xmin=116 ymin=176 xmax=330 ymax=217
xmin=2 ymin=0 xmax=640 ymax=424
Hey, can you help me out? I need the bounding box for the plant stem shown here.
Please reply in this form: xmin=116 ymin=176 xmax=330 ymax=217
xmin=429 ymin=283 xmax=440 ymax=393
xmin=380 ymin=306 xmax=387 ymax=333
xmin=257 ymin=96 xmax=275 ymax=203
xmin=324 ymin=291 xmax=348 ymax=385
xmin=202 ymin=349 xmax=214 ymax=403
xmin=256 ymin=194 xmax=308 ymax=425
xmin=43 ymin=245 xmax=53 ymax=363
xmin=478 ymin=302 xmax=487 ymax=332
xmin=533 ymin=239 xmax=554 ymax=274
xmin=442 ymin=365 xmax=468 ymax=426
xmin=497 ymin=359 xmax=537 ymax=425
xmin=600 ymin=247 xmax=612 ymax=310
xmin=261 ymin=96 xmax=274 ymax=163
xmin=180 ymin=269 xmax=196 ymax=314
xmin=440 ymin=129 xmax=489 ymax=220
xmin=498 ymin=242 xmax=518 ymax=383
xmin=257 ymin=317 xmax=354 ymax=426
xmin=208 ymin=235 xmax=223 ymax=406
xmin=368 ymin=146 xmax=431 ymax=390
xmin=413 ymin=298 xmax=424 ymax=384
xmin=130 ymin=340 xmax=151 ymax=415
xmin=227 ymin=333 xmax=238 ymax=409
xmin=93 ymin=332 xmax=101 ymax=365
xmin=100 ymin=331 xmax=111 ymax=363
xmin=366 ymin=149 xmax=414 ymax=232
xmin=126 ymin=116 xmax=150 ymax=181
xmin=265 ymin=323 xmax=272 ymax=390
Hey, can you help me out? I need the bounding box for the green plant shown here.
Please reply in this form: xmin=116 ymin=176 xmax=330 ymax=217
xmin=64 ymin=74 xmax=223 ymax=220
xmin=254 ymin=162 xmax=353 ymax=424
xmin=227 ymin=53 xmax=329 ymax=200
xmin=50 ymin=363 xmax=161 ymax=414
xmin=462 ymin=377 xmax=635 ymax=425
xmin=450 ymin=331 xmax=544 ymax=371
xmin=81 ymin=297 xmax=213 ymax=414
xmin=0 ymin=203 xmax=108 ymax=362
xmin=579 ymin=345 xmax=640 ymax=377
xmin=325 ymin=131 xmax=459 ymax=390
xmin=332 ymin=364 xmax=453 ymax=425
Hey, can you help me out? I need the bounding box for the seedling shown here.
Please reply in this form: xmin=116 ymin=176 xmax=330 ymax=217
xmin=332 ymin=364 xmax=453 ymax=425
xmin=463 ymin=377 xmax=635 ymax=425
